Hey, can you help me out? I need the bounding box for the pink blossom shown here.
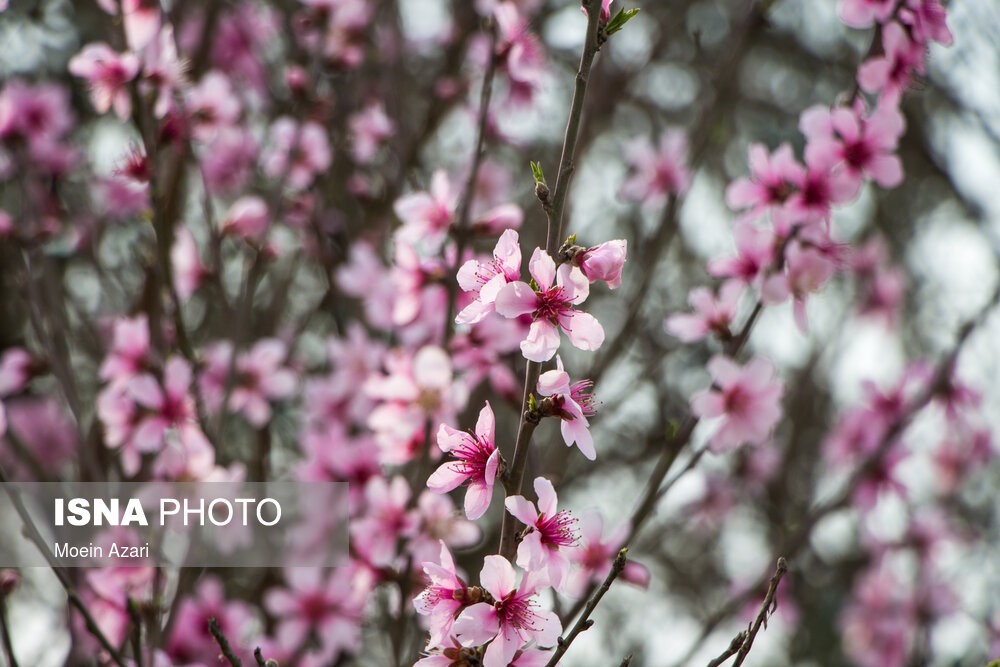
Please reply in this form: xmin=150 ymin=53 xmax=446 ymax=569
xmin=450 ymin=317 xmax=526 ymax=402
xmin=840 ymin=566 xmax=916 ymax=667
xmin=394 ymin=170 xmax=456 ymax=246
xmin=171 ymin=227 xmax=208 ymax=300
xmin=365 ymin=346 xmax=466 ymax=464
xmin=200 ymin=339 xmax=297 ymax=427
xmin=126 ymin=357 xmax=201 ymax=450
xmin=800 ymin=102 xmax=905 ymax=190
xmin=140 ymin=24 xmax=185 ymax=118
xmin=352 ymin=476 xmax=417 ymax=567
xmin=574 ymin=239 xmax=627 ymax=289
xmin=0 ymin=348 xmax=34 ymax=396
xmin=505 ymin=477 xmax=578 ymax=591
xmin=783 ymin=148 xmax=860 ymax=225
xmin=411 ymin=491 xmax=481 ymax=565
xmin=0 ymin=397 xmax=76 ymax=476
xmin=853 ymin=446 xmax=909 ymax=509
xmin=201 ymin=127 xmax=259 ymax=195
xmin=857 ymin=22 xmax=927 ymax=104
xmin=707 ymin=220 xmax=775 ymax=287
xmin=901 ymin=0 xmax=952 ymax=46
xmin=620 ymin=130 xmax=691 ymax=207
xmin=566 ymin=511 xmax=649 ymax=598
xmin=222 ymin=195 xmax=270 ymax=242
xmin=456 ymin=228 xmax=522 ymax=325
xmin=761 ymin=238 xmax=839 ymax=332
xmin=493 ymin=2 xmax=547 ymax=105
xmin=452 ymin=556 xmax=561 ymax=667
xmin=414 ymin=541 xmax=470 ymax=648
xmin=68 ymin=43 xmax=140 ymax=120
xmin=691 ymin=355 xmax=784 ymax=452
xmin=0 ymin=80 xmax=74 ymax=149
xmin=167 ymin=576 xmax=253 ymax=664
xmin=536 ymin=357 xmax=598 ymax=460
xmin=185 ymin=70 xmax=242 ymax=142
xmin=725 ymin=143 xmax=804 ymax=221
xmin=261 ymin=117 xmax=332 ymax=190
xmin=335 ymin=241 xmax=397 ymax=330
xmin=99 ymin=316 xmax=151 ymax=385
xmin=349 ymin=100 xmax=394 ymax=164
xmin=838 ymin=0 xmax=895 ymax=29
xmin=665 ymin=280 xmax=744 ymax=342
xmin=427 ymin=401 xmax=502 ymax=520
xmin=495 ymin=248 xmax=604 ymax=362
xmin=264 ymin=566 xmax=367 ymax=664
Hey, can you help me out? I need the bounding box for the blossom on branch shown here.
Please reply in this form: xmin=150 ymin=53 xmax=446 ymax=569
xmin=495 ymin=248 xmax=604 ymax=362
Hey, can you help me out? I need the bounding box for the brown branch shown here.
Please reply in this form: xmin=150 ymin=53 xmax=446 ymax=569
xmin=731 ymin=557 xmax=788 ymax=667
xmin=444 ymin=21 xmax=500 ymax=343
xmin=0 ymin=588 xmax=19 ymax=667
xmin=545 ymin=548 xmax=628 ymax=667
xmin=0 ymin=467 xmax=127 ymax=667
xmin=209 ymin=617 xmax=242 ymax=667
xmin=497 ymin=0 xmax=606 ymax=561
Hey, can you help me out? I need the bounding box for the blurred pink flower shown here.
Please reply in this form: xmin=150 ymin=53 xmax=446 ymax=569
xmin=857 ymin=23 xmax=927 ymax=104
xmin=725 ymin=143 xmax=804 ymax=222
xmin=167 ymin=576 xmax=253 ymax=664
xmin=566 ymin=511 xmax=649 ymax=598
xmin=222 ymin=195 xmax=270 ymax=242
xmin=691 ymin=355 xmax=784 ymax=452
xmin=261 ymin=117 xmax=332 ymax=189
xmin=68 ymin=43 xmax=140 ymax=120
xmin=665 ymin=280 xmax=744 ymax=343
xmin=365 ymin=346 xmax=466 ymax=464
xmin=838 ymin=0 xmax=895 ymax=28
xmin=621 ymin=130 xmax=691 ymax=207
xmin=264 ymin=566 xmax=367 ymax=664
xmin=349 ymin=100 xmax=394 ymax=164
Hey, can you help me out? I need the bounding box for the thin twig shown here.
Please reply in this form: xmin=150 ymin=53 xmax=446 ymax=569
xmin=706 ymin=632 xmax=746 ymax=667
xmin=253 ymin=647 xmax=268 ymax=667
xmin=619 ymin=654 xmax=634 ymax=667
xmin=545 ymin=0 xmax=606 ymax=252
xmin=545 ymin=548 xmax=628 ymax=667
xmin=0 ymin=467 xmax=128 ymax=667
xmin=731 ymin=557 xmax=788 ymax=667
xmin=497 ymin=0 xmax=606 ymax=561
xmin=127 ymin=598 xmax=144 ymax=667
xmin=209 ymin=617 xmax=242 ymax=667
xmin=444 ymin=20 xmax=500 ymax=343
xmin=0 ymin=590 xmax=20 ymax=667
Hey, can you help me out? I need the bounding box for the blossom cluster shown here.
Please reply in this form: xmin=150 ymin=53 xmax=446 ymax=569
xmin=0 ymin=0 xmax=993 ymax=665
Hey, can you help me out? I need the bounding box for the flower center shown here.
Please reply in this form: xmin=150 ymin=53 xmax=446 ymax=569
xmin=533 ymin=286 xmax=572 ymax=324
xmin=452 ymin=435 xmax=495 ymax=482
xmin=536 ymin=510 xmax=579 ymax=548
xmin=496 ymin=593 xmax=540 ymax=632
xmin=842 ymin=139 xmax=873 ymax=170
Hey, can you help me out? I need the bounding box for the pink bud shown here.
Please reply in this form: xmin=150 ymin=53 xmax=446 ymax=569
xmin=0 ymin=569 xmax=19 ymax=596
xmin=222 ymin=196 xmax=270 ymax=241
xmin=577 ymin=240 xmax=627 ymax=289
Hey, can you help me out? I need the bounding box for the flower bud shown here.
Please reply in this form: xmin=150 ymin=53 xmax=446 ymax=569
xmin=0 ymin=569 xmax=20 ymax=596
xmin=576 ymin=239 xmax=627 ymax=289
